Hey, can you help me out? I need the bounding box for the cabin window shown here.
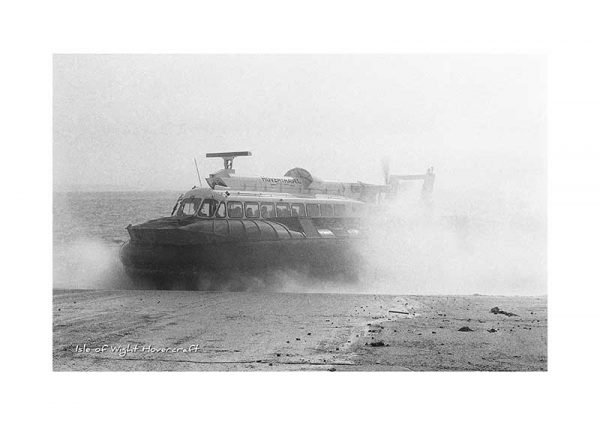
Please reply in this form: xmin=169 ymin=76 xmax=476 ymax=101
xmin=244 ymin=202 xmax=260 ymax=218
xmin=198 ymin=199 xmax=218 ymax=217
xmin=227 ymin=201 xmax=244 ymax=218
xmin=216 ymin=202 xmax=226 ymax=218
xmin=260 ymin=202 xmax=275 ymax=218
xmin=276 ymin=203 xmax=291 ymax=217
xmin=320 ymin=204 xmax=334 ymax=217
xmin=333 ymin=204 xmax=346 ymax=217
xmin=291 ymin=203 xmax=306 ymax=217
xmin=180 ymin=198 xmax=201 ymax=216
xmin=306 ymin=203 xmax=320 ymax=217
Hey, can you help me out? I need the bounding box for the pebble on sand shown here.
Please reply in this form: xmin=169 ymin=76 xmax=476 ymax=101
xmin=490 ymin=307 xmax=518 ymax=317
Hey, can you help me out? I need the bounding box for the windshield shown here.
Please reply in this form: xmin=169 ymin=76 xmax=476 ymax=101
xmin=177 ymin=198 xmax=202 ymax=216
xmin=198 ymin=199 xmax=218 ymax=217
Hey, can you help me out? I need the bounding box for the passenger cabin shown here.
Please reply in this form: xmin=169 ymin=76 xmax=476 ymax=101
xmin=174 ymin=188 xmax=366 ymax=220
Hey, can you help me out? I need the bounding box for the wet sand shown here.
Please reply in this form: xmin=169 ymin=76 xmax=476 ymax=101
xmin=53 ymin=290 xmax=546 ymax=371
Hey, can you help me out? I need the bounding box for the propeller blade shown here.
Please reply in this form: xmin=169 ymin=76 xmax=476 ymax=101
xmin=381 ymin=157 xmax=390 ymax=185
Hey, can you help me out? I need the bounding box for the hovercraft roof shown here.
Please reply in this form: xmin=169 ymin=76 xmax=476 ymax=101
xmin=180 ymin=187 xmax=364 ymax=205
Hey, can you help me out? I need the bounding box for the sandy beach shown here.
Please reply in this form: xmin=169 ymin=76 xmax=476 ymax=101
xmin=53 ymin=290 xmax=546 ymax=371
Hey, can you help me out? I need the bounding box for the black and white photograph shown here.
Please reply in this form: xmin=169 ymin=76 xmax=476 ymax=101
xmin=4 ymin=1 xmax=600 ymax=423
xmin=53 ymin=54 xmax=546 ymax=371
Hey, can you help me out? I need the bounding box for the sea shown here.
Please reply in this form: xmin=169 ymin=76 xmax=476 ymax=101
xmin=53 ymin=191 xmax=179 ymax=289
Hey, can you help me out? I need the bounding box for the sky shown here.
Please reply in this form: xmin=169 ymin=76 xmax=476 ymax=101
xmin=53 ymin=54 xmax=545 ymax=200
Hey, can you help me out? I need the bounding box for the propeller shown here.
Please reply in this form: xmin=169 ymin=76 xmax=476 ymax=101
xmin=381 ymin=157 xmax=390 ymax=185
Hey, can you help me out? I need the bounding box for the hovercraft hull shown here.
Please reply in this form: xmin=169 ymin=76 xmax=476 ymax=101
xmin=119 ymin=217 xmax=363 ymax=288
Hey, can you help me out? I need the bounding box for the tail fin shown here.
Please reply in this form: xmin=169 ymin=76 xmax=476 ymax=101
xmin=388 ymin=167 xmax=435 ymax=203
